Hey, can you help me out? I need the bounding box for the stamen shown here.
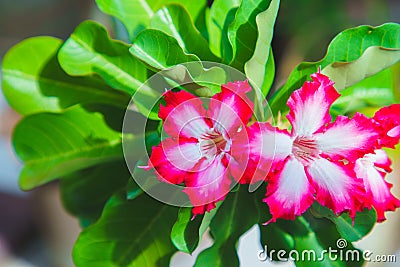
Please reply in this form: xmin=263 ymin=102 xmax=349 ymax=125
xmin=199 ymin=129 xmax=229 ymax=159
xmin=292 ymin=136 xmax=320 ymax=165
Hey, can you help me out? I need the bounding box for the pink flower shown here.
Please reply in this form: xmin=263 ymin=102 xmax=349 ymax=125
xmin=373 ymin=104 xmax=400 ymax=149
xmin=241 ymin=72 xmax=378 ymax=223
xmin=145 ymin=81 xmax=254 ymax=215
xmin=355 ymin=149 xmax=400 ymax=222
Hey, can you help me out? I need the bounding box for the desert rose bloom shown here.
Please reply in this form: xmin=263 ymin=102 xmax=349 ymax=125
xmin=144 ymin=81 xmax=253 ymax=215
xmin=355 ymin=149 xmax=400 ymax=222
xmin=373 ymin=104 xmax=400 ymax=148
xmin=242 ymin=72 xmax=378 ymax=223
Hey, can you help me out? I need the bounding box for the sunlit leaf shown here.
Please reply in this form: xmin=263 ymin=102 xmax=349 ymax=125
xmin=322 ymin=46 xmax=400 ymax=90
xmin=150 ymin=4 xmax=219 ymax=61
xmin=58 ymin=20 xmax=150 ymax=96
xmin=96 ymin=0 xmax=206 ymax=40
xmin=130 ymin=29 xmax=199 ymax=71
xmin=14 ymin=105 xmax=142 ymax=190
xmin=270 ymin=23 xmax=400 ymax=114
xmin=171 ymin=204 xmax=220 ymax=254
xmin=2 ymin=37 xmax=129 ymax=115
xmin=227 ymin=0 xmax=272 ymax=70
xmin=244 ymin=0 xmax=279 ymax=97
xmin=332 ymin=67 xmax=396 ymax=114
xmin=207 ymin=0 xmax=240 ymax=58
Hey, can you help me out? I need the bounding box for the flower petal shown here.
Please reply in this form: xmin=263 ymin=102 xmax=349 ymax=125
xmin=147 ymin=137 xmax=201 ymax=184
xmin=314 ymin=113 xmax=378 ymax=162
xmin=183 ymin=155 xmax=232 ymax=215
xmin=355 ymin=150 xmax=400 ymax=222
xmin=287 ymin=72 xmax=340 ymax=137
xmin=307 ymin=157 xmax=365 ymax=218
xmin=370 ymin=149 xmax=392 ymax=172
xmin=232 ymin=122 xmax=292 ymax=184
xmin=373 ymin=104 xmax=400 ymax=148
xmin=264 ymin=157 xmax=315 ymax=222
xmin=208 ymin=81 xmax=254 ymax=135
xmin=223 ymin=80 xmax=253 ymax=94
xmin=159 ymin=90 xmax=210 ymax=139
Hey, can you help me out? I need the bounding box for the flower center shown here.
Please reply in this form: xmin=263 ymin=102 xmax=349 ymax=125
xmin=199 ymin=129 xmax=230 ymax=159
xmin=292 ymin=136 xmax=320 ymax=166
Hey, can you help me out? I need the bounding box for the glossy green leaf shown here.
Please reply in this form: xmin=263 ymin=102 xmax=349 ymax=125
xmin=194 ymin=187 xmax=262 ymax=267
xmin=310 ymin=203 xmax=376 ymax=242
xmin=1 ymin=36 xmax=129 ymax=115
xmin=274 ymin=215 xmax=363 ymax=266
xmin=270 ymin=23 xmax=400 ymax=114
xmin=259 ymin=223 xmax=294 ymax=261
xmin=73 ymin=193 xmax=178 ymax=267
xmin=14 ymin=105 xmax=143 ymax=190
xmin=95 ymin=0 xmax=206 ymax=40
xmin=150 ymin=4 xmax=219 ymax=61
xmin=129 ymin=30 xmax=220 ymax=119
xmin=130 ymin=29 xmax=200 ymax=71
xmin=322 ymin=46 xmax=400 ymax=90
xmin=58 ymin=20 xmax=150 ymax=96
xmin=207 ymin=0 xmax=240 ymax=58
xmin=332 ymin=67 xmax=396 ymax=114
xmin=162 ymin=64 xmax=227 ymax=97
xmin=194 ymin=5 xmax=209 ymax=42
xmin=60 ymin=160 xmax=132 ymax=227
xmin=244 ymin=0 xmax=279 ymax=97
xmin=129 ymin=29 xmax=227 ymax=99
xmin=171 ymin=204 xmax=220 ymax=254
xmin=227 ymin=0 xmax=272 ymax=70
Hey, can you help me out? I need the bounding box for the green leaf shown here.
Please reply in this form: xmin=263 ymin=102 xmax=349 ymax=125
xmin=244 ymin=0 xmax=279 ymax=97
xmin=129 ymin=29 xmax=227 ymax=99
xmin=274 ymin=215 xmax=363 ymax=266
xmin=194 ymin=187 xmax=262 ymax=267
xmin=58 ymin=20 xmax=150 ymax=96
xmin=194 ymin=5 xmax=209 ymax=42
xmin=332 ymin=67 xmax=396 ymax=114
xmin=259 ymin=223 xmax=294 ymax=261
xmin=126 ymin=160 xmax=149 ymax=200
xmin=129 ymin=30 xmax=224 ymax=118
xmin=322 ymin=46 xmax=400 ymax=90
xmin=207 ymin=0 xmax=240 ymax=58
xmin=150 ymin=4 xmax=219 ymax=61
xmin=14 ymin=105 xmax=143 ymax=190
xmin=310 ymin=203 xmax=376 ymax=242
xmin=270 ymin=22 xmax=400 ymax=114
xmin=129 ymin=29 xmax=200 ymax=71
xmin=60 ymin=161 xmax=132 ymax=227
xmin=227 ymin=0 xmax=273 ymax=70
xmin=171 ymin=204 xmax=220 ymax=254
xmin=1 ymin=36 xmax=129 ymax=115
xmin=73 ymin=193 xmax=178 ymax=267
xmin=391 ymin=62 xmax=400 ymax=102
xmin=95 ymin=0 xmax=206 ymax=40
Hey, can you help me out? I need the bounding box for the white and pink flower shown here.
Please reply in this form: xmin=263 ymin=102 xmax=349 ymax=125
xmin=144 ymin=70 xmax=400 ymax=222
xmin=355 ymin=149 xmax=400 ymax=222
xmin=241 ymin=72 xmax=378 ymax=223
xmin=144 ymin=81 xmax=253 ymax=215
xmin=373 ymin=104 xmax=400 ymax=149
